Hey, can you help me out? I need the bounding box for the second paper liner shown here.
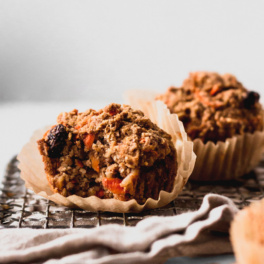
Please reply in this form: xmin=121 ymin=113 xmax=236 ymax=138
xmin=125 ymin=90 xmax=264 ymax=181
xmin=17 ymin=101 xmax=196 ymax=213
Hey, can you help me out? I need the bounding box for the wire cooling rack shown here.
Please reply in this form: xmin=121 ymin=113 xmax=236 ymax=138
xmin=1 ymin=156 xmax=264 ymax=229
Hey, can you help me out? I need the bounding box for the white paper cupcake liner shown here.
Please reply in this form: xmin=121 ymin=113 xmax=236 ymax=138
xmin=191 ymin=132 xmax=264 ymax=181
xmin=17 ymin=102 xmax=196 ymax=213
xmin=125 ymin=89 xmax=264 ymax=181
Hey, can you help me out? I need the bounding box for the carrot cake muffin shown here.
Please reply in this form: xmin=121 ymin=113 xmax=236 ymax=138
xmin=37 ymin=103 xmax=177 ymax=204
xmin=157 ymin=72 xmax=263 ymax=143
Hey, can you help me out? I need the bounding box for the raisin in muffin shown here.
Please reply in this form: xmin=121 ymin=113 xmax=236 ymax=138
xmin=37 ymin=103 xmax=177 ymax=204
xmin=157 ymin=72 xmax=263 ymax=143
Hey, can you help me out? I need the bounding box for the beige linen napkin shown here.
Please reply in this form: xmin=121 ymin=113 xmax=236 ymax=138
xmin=0 ymin=194 xmax=238 ymax=264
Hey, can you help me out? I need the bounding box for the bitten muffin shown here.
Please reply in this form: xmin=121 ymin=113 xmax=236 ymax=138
xmin=157 ymin=72 xmax=263 ymax=143
xmin=37 ymin=103 xmax=177 ymax=204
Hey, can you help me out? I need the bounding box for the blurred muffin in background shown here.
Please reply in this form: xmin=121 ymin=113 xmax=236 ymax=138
xmin=157 ymin=72 xmax=263 ymax=143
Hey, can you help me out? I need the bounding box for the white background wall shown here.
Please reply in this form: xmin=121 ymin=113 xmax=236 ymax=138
xmin=0 ymin=0 xmax=264 ymax=103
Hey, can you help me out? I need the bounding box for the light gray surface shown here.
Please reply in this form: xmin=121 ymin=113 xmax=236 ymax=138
xmin=0 ymin=0 xmax=264 ymax=103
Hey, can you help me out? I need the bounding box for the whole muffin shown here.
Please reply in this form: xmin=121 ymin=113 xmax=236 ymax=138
xmin=157 ymin=72 xmax=263 ymax=143
xmin=37 ymin=103 xmax=177 ymax=204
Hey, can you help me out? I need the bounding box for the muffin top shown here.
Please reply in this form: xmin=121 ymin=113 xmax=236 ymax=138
xmin=157 ymin=72 xmax=263 ymax=143
xmin=55 ymin=103 xmax=175 ymax=172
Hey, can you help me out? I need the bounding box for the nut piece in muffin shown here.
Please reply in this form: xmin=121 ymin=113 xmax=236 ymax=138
xmin=37 ymin=103 xmax=177 ymax=204
xmin=157 ymin=72 xmax=263 ymax=143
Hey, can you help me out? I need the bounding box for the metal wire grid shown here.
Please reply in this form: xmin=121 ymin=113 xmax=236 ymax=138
xmin=1 ymin=156 xmax=264 ymax=229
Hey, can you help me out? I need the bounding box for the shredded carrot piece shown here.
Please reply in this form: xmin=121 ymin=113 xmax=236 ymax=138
xmin=210 ymin=85 xmax=221 ymax=96
xmin=102 ymin=178 xmax=125 ymax=195
xmin=83 ymin=134 xmax=95 ymax=150
xmin=90 ymin=155 xmax=100 ymax=172
xmin=140 ymin=137 xmax=146 ymax=143
xmin=195 ymin=90 xmax=222 ymax=108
